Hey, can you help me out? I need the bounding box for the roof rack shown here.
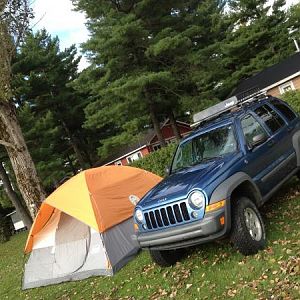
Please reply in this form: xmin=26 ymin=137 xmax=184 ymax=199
xmin=191 ymin=87 xmax=267 ymax=128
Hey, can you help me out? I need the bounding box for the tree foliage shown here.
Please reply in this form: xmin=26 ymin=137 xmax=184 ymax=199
xmin=12 ymin=30 xmax=104 ymax=191
xmin=1 ymin=0 xmax=300 ymax=219
xmin=72 ymin=0 xmax=300 ymax=157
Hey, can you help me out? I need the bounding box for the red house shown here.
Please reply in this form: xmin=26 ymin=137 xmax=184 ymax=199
xmin=103 ymin=119 xmax=191 ymax=166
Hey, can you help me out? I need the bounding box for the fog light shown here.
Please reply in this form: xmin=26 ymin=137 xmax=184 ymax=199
xmin=191 ymin=211 xmax=198 ymax=219
xmin=134 ymin=223 xmax=139 ymax=232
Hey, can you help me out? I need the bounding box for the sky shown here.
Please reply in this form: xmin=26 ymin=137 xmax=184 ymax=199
xmin=32 ymin=0 xmax=299 ymax=71
xmin=31 ymin=0 xmax=90 ymax=70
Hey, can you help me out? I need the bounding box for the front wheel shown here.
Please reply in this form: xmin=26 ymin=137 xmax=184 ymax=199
xmin=230 ymin=197 xmax=266 ymax=255
xmin=149 ymin=248 xmax=185 ymax=267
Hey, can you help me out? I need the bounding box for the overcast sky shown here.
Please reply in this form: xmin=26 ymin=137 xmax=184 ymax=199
xmin=31 ymin=0 xmax=300 ymax=71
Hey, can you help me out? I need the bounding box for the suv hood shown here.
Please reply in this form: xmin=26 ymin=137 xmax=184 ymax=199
xmin=139 ymin=155 xmax=235 ymax=208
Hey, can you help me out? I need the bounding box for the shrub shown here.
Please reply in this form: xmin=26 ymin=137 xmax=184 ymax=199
xmin=281 ymin=90 xmax=300 ymax=114
xmin=131 ymin=143 xmax=177 ymax=177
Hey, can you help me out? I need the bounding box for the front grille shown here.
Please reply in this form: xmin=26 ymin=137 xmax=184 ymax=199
xmin=144 ymin=202 xmax=190 ymax=230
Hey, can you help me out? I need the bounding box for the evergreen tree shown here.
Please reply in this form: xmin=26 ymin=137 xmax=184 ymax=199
xmin=72 ymin=0 xmax=227 ymax=157
xmin=216 ymin=0 xmax=298 ymax=97
xmin=12 ymin=30 xmax=100 ymax=189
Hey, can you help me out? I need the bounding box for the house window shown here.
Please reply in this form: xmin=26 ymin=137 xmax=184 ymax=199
xmin=126 ymin=151 xmax=143 ymax=164
xmin=279 ymin=81 xmax=295 ymax=94
xmin=152 ymin=144 xmax=161 ymax=151
xmin=114 ymin=160 xmax=122 ymax=166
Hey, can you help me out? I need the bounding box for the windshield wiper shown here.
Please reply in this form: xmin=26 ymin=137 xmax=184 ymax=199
xmin=189 ymin=155 xmax=223 ymax=166
xmin=201 ymin=155 xmax=223 ymax=162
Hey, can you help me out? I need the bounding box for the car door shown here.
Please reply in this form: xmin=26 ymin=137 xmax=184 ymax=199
xmin=240 ymin=113 xmax=278 ymax=196
xmin=270 ymin=99 xmax=300 ymax=171
xmin=254 ymin=103 xmax=296 ymax=182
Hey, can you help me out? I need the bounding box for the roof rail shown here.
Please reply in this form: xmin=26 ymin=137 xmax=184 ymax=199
xmin=192 ymin=87 xmax=267 ymax=128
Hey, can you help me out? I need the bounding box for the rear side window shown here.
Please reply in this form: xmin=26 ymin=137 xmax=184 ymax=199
xmin=254 ymin=105 xmax=285 ymax=133
xmin=241 ymin=115 xmax=268 ymax=147
xmin=271 ymin=101 xmax=296 ymax=121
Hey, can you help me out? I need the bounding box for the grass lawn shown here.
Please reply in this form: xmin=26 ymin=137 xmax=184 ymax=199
xmin=0 ymin=180 xmax=300 ymax=300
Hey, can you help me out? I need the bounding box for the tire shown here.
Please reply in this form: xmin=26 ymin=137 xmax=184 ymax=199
xmin=149 ymin=248 xmax=185 ymax=267
xmin=230 ymin=196 xmax=266 ymax=256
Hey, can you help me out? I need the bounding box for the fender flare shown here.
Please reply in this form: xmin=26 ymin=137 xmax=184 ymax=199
xmin=210 ymin=172 xmax=262 ymax=206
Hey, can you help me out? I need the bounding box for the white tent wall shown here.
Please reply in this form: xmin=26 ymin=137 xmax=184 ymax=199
xmin=23 ymin=212 xmax=139 ymax=289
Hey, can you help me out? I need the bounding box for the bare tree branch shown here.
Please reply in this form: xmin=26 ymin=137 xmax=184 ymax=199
xmin=0 ymin=139 xmax=16 ymax=149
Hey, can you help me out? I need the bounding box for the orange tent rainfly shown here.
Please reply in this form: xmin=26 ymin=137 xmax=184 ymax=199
xmin=23 ymin=166 xmax=162 ymax=289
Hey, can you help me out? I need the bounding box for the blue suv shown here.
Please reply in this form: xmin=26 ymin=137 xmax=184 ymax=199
xmin=133 ymin=95 xmax=300 ymax=266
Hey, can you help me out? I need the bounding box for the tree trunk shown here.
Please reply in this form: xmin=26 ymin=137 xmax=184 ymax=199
xmin=0 ymin=0 xmax=45 ymax=220
xmin=66 ymin=153 xmax=77 ymax=175
xmin=0 ymin=102 xmax=46 ymax=219
xmin=145 ymin=90 xmax=166 ymax=147
xmin=168 ymin=110 xmax=181 ymax=141
xmin=61 ymin=120 xmax=87 ymax=169
xmin=0 ymin=161 xmax=32 ymax=228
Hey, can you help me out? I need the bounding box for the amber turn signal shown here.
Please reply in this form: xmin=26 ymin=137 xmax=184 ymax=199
xmin=206 ymin=200 xmax=226 ymax=212
xmin=219 ymin=216 xmax=225 ymax=226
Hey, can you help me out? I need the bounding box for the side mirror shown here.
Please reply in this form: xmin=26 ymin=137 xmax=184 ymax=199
xmin=251 ymin=134 xmax=267 ymax=149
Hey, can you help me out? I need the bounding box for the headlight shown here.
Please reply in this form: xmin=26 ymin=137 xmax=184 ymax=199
xmin=189 ymin=190 xmax=205 ymax=209
xmin=135 ymin=209 xmax=144 ymax=223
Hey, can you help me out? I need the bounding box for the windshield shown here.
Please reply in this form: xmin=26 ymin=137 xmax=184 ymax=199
xmin=171 ymin=125 xmax=237 ymax=173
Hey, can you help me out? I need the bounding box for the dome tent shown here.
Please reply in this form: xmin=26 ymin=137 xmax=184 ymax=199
xmin=23 ymin=166 xmax=161 ymax=289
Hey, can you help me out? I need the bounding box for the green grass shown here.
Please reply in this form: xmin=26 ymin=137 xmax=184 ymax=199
xmin=1 ymin=180 xmax=300 ymax=300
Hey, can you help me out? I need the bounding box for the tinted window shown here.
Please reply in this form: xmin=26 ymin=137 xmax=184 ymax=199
xmin=271 ymin=101 xmax=296 ymax=121
xmin=254 ymin=105 xmax=285 ymax=133
xmin=241 ymin=115 xmax=268 ymax=147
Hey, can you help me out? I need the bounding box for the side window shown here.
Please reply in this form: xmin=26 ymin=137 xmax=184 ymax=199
xmin=241 ymin=115 xmax=268 ymax=148
xmin=271 ymin=101 xmax=296 ymax=122
xmin=254 ymin=105 xmax=285 ymax=133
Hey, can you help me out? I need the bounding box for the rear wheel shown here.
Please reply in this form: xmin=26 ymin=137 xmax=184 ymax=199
xmin=230 ymin=197 xmax=266 ymax=255
xmin=149 ymin=248 xmax=185 ymax=267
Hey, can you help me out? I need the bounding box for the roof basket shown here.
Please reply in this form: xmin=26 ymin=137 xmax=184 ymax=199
xmin=192 ymin=87 xmax=267 ymax=128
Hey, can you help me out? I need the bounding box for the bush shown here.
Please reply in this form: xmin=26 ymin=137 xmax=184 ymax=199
xmin=131 ymin=143 xmax=177 ymax=177
xmin=281 ymin=90 xmax=300 ymax=114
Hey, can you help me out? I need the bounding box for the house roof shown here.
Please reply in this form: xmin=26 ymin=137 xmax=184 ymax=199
xmin=232 ymin=52 xmax=300 ymax=96
xmin=96 ymin=129 xmax=155 ymax=166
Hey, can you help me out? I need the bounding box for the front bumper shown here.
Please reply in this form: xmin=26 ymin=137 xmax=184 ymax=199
xmin=133 ymin=203 xmax=231 ymax=250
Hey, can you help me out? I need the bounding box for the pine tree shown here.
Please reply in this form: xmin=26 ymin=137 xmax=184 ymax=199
xmin=72 ymin=0 xmax=227 ymax=157
xmin=12 ymin=30 xmax=99 ymax=181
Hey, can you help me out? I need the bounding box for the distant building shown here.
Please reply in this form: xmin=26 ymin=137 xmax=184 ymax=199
xmin=232 ymin=52 xmax=300 ymax=98
xmin=102 ymin=119 xmax=191 ymax=166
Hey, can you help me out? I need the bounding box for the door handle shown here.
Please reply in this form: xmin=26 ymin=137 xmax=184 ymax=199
xmin=287 ymin=126 xmax=293 ymax=132
xmin=267 ymin=140 xmax=275 ymax=147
